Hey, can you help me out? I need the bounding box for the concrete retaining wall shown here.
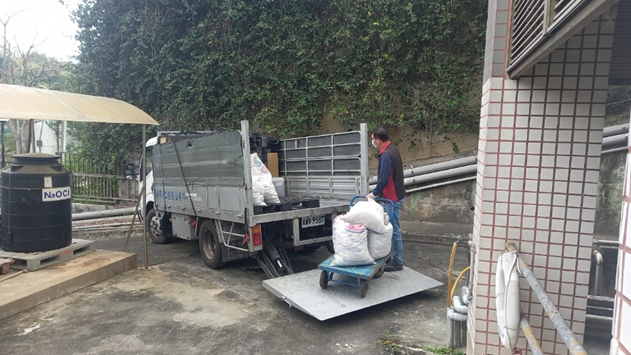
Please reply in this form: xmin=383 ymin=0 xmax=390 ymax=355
xmin=402 ymin=180 xmax=475 ymax=225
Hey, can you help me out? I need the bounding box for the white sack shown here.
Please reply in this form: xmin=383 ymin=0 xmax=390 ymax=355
xmin=340 ymin=199 xmax=388 ymax=234
xmin=367 ymin=221 xmax=393 ymax=259
xmin=330 ymin=216 xmax=375 ymax=267
xmin=251 ymin=176 xmax=266 ymax=206
xmin=250 ymin=153 xmax=280 ymax=205
xmin=250 ymin=153 xmax=266 ymax=206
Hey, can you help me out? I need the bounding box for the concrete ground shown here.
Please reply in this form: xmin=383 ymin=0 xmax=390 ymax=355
xmin=0 ymin=222 xmax=611 ymax=354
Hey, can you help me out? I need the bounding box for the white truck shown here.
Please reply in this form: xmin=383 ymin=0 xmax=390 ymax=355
xmin=140 ymin=121 xmax=370 ymax=278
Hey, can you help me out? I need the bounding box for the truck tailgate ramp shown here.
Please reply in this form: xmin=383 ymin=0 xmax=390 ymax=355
xmin=262 ymin=267 xmax=443 ymax=321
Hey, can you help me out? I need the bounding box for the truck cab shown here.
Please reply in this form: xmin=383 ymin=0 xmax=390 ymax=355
xmin=138 ymin=131 xmax=213 ymax=241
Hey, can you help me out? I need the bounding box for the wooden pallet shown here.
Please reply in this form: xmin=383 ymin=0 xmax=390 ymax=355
xmin=0 ymin=239 xmax=94 ymax=271
xmin=0 ymin=258 xmax=14 ymax=275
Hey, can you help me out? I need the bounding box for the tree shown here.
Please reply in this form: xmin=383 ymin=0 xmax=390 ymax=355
xmin=1 ymin=14 xmax=76 ymax=154
xmin=606 ymin=86 xmax=631 ymax=123
xmin=71 ymin=0 xmax=487 ymax=161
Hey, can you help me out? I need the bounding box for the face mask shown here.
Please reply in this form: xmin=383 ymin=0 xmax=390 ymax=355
xmin=371 ymin=140 xmax=378 ymax=149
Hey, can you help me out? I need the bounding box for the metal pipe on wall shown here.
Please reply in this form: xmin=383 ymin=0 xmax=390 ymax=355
xmin=448 ymin=318 xmax=456 ymax=349
xmin=369 ymin=123 xmax=629 ymax=186
xmin=601 ymin=146 xmax=629 ymax=155
xmin=368 ymin=131 xmax=630 ymax=193
xmin=401 ymin=165 xmax=476 ymax=187
xmin=447 ymin=307 xmax=467 ymax=348
xmin=405 ymin=176 xmax=476 ymax=194
xmin=602 ymin=133 xmax=628 ymax=148
xmin=72 ymin=207 xmax=136 ymax=221
xmin=603 ymin=123 xmax=629 ymax=137
xmin=593 ymin=239 xmax=620 ymax=248
xmin=369 ymin=155 xmax=477 ymax=184
xmin=369 ymin=165 xmax=476 ymax=191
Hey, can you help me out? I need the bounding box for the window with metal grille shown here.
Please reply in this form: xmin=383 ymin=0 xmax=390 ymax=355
xmin=510 ymin=0 xmax=546 ymax=67
xmin=509 ymin=0 xmax=589 ymax=70
xmin=553 ymin=0 xmax=587 ymax=23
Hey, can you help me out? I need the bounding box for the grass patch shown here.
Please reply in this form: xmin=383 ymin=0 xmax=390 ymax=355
xmin=378 ymin=330 xmax=402 ymax=352
xmin=424 ymin=346 xmax=465 ymax=355
xmin=378 ymin=329 xmax=465 ymax=355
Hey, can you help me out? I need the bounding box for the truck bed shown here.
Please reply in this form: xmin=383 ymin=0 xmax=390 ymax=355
xmin=151 ymin=122 xmax=368 ymax=228
xmin=250 ymin=197 xmax=350 ymax=224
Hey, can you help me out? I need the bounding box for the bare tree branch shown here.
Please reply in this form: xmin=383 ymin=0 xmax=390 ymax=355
xmin=1 ymin=11 xmax=63 ymax=154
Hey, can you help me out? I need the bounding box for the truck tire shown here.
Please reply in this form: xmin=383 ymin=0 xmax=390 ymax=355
xmin=302 ymin=244 xmax=322 ymax=254
xmin=146 ymin=209 xmax=172 ymax=244
xmin=199 ymin=219 xmax=225 ymax=269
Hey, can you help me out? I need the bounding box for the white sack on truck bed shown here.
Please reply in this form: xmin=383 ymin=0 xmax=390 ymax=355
xmin=340 ymin=199 xmax=388 ymax=234
xmin=330 ymin=215 xmax=375 ymax=267
xmin=250 ymin=153 xmax=281 ymax=206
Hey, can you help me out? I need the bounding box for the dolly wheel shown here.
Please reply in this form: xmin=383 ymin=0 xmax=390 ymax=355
xmin=374 ymin=266 xmax=385 ymax=279
xmin=361 ymin=281 xmax=369 ymax=298
xmin=319 ymin=271 xmax=329 ymax=289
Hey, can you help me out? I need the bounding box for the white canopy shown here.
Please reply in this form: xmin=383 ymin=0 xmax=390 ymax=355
xmin=0 ymin=84 xmax=159 ymax=125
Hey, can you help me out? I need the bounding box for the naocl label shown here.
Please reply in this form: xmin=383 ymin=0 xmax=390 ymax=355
xmin=42 ymin=186 xmax=72 ymax=202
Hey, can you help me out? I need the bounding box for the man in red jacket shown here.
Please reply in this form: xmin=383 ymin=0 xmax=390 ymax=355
xmin=366 ymin=127 xmax=406 ymax=272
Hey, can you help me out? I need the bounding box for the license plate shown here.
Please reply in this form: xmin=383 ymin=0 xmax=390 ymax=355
xmin=301 ymin=215 xmax=325 ymax=228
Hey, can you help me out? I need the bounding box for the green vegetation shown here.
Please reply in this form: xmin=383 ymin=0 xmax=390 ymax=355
xmin=606 ymin=85 xmax=631 ymax=124
xmin=378 ymin=330 xmax=402 ymax=352
xmin=1 ymin=42 xmax=76 ymax=154
xmin=377 ymin=329 xmax=465 ymax=355
xmin=70 ymin=0 xmax=487 ymax=162
xmin=424 ymin=346 xmax=465 ymax=355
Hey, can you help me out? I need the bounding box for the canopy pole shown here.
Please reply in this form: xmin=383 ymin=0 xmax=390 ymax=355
xmin=142 ymin=124 xmax=148 ymax=270
xmin=60 ymin=121 xmax=67 ymax=163
xmin=26 ymin=120 xmax=32 ymax=153
xmin=1 ymin=121 xmax=5 ymax=167
xmin=30 ymin=120 xmax=36 ymax=153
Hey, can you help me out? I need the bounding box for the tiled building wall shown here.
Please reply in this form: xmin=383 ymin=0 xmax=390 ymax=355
xmin=611 ymin=133 xmax=631 ymax=355
xmin=469 ymin=5 xmax=616 ymax=354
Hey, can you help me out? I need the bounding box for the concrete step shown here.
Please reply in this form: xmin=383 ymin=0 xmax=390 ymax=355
xmin=0 ymin=250 xmax=136 ymax=320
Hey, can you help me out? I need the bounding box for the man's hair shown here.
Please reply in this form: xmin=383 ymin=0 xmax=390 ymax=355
xmin=372 ymin=127 xmax=389 ymax=141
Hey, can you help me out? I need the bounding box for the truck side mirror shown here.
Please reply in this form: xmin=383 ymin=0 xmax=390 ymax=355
xmin=124 ymin=162 xmax=136 ymax=177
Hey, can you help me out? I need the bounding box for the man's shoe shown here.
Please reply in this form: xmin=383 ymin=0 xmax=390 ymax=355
xmin=384 ymin=262 xmax=403 ymax=272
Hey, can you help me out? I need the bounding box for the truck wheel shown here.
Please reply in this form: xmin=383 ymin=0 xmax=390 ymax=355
xmin=146 ymin=209 xmax=172 ymax=244
xmin=199 ymin=219 xmax=225 ymax=269
xmin=299 ymin=244 xmax=321 ymax=254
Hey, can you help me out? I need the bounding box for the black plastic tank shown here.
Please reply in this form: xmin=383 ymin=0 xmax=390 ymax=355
xmin=1 ymin=153 xmax=72 ymax=252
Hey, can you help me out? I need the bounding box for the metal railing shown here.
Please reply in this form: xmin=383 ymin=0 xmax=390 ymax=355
xmin=506 ymin=242 xmax=587 ymax=355
xmin=65 ymin=154 xmax=137 ymax=203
